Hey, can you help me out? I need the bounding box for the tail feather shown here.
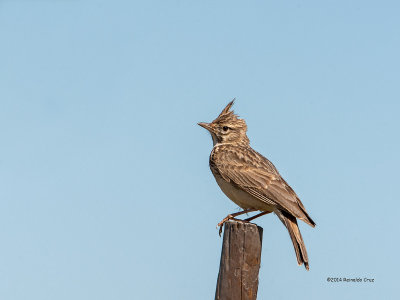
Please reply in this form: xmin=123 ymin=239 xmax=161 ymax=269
xmin=276 ymin=210 xmax=310 ymax=270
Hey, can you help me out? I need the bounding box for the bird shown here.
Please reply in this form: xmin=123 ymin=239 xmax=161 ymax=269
xmin=198 ymin=99 xmax=315 ymax=270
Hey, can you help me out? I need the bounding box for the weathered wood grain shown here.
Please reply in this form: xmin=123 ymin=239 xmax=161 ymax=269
xmin=215 ymin=220 xmax=263 ymax=300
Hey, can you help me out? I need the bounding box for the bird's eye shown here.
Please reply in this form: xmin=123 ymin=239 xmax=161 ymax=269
xmin=222 ymin=126 xmax=229 ymax=131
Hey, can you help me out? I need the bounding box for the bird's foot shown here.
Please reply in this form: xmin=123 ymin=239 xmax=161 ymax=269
xmin=217 ymin=216 xmax=249 ymax=236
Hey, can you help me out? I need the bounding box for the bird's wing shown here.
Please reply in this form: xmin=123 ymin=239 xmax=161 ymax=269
xmin=212 ymin=145 xmax=315 ymax=226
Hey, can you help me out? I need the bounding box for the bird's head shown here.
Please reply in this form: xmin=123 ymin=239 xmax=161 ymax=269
xmin=198 ymin=99 xmax=250 ymax=146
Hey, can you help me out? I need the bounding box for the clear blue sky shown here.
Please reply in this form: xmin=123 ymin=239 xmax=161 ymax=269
xmin=1 ymin=1 xmax=399 ymax=299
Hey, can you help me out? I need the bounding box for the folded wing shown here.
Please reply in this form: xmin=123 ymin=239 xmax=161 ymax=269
xmin=213 ymin=145 xmax=315 ymax=227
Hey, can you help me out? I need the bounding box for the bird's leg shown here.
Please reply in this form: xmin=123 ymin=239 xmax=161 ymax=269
xmin=217 ymin=209 xmax=257 ymax=236
xmin=217 ymin=209 xmax=257 ymax=227
xmin=244 ymin=210 xmax=272 ymax=222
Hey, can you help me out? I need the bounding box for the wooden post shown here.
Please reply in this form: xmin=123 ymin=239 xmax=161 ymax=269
xmin=215 ymin=220 xmax=263 ymax=300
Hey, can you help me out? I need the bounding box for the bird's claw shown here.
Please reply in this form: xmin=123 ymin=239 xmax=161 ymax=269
xmin=217 ymin=214 xmax=234 ymax=236
xmin=217 ymin=215 xmax=250 ymax=236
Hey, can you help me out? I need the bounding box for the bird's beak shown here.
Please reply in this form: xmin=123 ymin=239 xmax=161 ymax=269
xmin=198 ymin=122 xmax=213 ymax=132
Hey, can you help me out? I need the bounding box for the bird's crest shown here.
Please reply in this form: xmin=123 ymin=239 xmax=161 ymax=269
xmin=213 ymin=99 xmax=247 ymax=130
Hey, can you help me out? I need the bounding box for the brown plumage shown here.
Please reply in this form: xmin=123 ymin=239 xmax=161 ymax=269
xmin=198 ymin=100 xmax=315 ymax=270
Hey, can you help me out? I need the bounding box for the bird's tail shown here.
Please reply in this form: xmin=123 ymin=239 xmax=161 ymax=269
xmin=276 ymin=210 xmax=310 ymax=270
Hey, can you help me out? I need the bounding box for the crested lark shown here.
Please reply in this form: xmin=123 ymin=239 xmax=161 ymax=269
xmin=198 ymin=100 xmax=315 ymax=270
